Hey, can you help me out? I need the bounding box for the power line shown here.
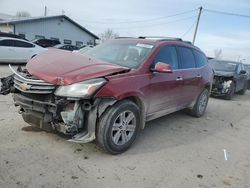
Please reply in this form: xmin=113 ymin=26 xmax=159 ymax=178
xmin=88 ymin=16 xmax=196 ymax=30
xmin=204 ymin=9 xmax=250 ymax=19
xmin=73 ymin=8 xmax=198 ymax=24
xmin=180 ymin=20 xmax=196 ymax=38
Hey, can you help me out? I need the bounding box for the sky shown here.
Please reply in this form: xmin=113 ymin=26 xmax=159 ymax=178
xmin=0 ymin=0 xmax=250 ymax=63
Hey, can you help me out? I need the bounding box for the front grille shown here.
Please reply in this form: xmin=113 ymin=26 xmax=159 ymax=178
xmin=14 ymin=73 xmax=56 ymax=94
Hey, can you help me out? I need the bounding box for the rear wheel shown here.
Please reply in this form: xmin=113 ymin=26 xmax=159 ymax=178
xmin=225 ymin=82 xmax=235 ymax=100
xmin=96 ymin=100 xmax=140 ymax=154
xmin=187 ymin=89 xmax=209 ymax=117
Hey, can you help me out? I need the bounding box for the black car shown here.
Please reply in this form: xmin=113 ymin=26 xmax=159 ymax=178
xmin=210 ymin=60 xmax=249 ymax=99
xmin=53 ymin=44 xmax=79 ymax=51
xmin=32 ymin=39 xmax=60 ymax=48
xmin=0 ymin=32 xmax=27 ymax=40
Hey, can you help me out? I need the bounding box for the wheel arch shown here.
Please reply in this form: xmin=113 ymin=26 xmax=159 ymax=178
xmin=119 ymin=95 xmax=146 ymax=130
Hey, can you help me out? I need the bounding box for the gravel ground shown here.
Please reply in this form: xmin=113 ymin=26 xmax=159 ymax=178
xmin=0 ymin=64 xmax=250 ymax=188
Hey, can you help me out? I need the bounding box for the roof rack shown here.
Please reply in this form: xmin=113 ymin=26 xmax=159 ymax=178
xmin=138 ymin=36 xmax=183 ymax=41
xmin=115 ymin=37 xmax=136 ymax=39
xmin=183 ymin=40 xmax=193 ymax=45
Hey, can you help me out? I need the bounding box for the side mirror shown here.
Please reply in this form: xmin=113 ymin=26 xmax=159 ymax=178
xmin=240 ymin=70 xmax=246 ymax=75
xmin=152 ymin=62 xmax=173 ymax=73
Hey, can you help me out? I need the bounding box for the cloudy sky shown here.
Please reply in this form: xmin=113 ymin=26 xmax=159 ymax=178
xmin=1 ymin=0 xmax=250 ymax=63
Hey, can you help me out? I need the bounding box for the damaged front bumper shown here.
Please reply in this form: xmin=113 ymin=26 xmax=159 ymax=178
xmin=14 ymin=93 xmax=116 ymax=143
xmin=211 ymin=78 xmax=232 ymax=96
xmin=1 ymin=65 xmax=117 ymax=144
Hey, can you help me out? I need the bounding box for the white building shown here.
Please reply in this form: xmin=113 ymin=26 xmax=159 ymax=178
xmin=0 ymin=15 xmax=99 ymax=46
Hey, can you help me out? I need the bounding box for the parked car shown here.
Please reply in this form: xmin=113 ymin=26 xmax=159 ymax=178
xmin=32 ymin=38 xmax=60 ymax=48
xmin=0 ymin=32 xmax=27 ymax=40
xmin=209 ymin=60 xmax=248 ymax=99
xmin=73 ymin=46 xmax=93 ymax=53
xmin=1 ymin=37 xmax=213 ymax=154
xmin=0 ymin=37 xmax=47 ymax=63
xmin=53 ymin=44 xmax=79 ymax=51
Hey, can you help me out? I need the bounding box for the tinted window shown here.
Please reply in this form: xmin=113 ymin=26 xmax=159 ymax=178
xmin=178 ymin=47 xmax=196 ymax=69
xmin=15 ymin=40 xmax=34 ymax=48
xmin=193 ymin=50 xmax=207 ymax=67
xmin=154 ymin=46 xmax=179 ymax=70
xmin=76 ymin=41 xmax=83 ymax=47
xmin=0 ymin=39 xmax=15 ymax=47
xmin=64 ymin=39 xmax=72 ymax=44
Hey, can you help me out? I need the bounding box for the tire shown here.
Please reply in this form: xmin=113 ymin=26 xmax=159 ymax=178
xmin=225 ymin=82 xmax=235 ymax=100
xmin=96 ymin=100 xmax=140 ymax=154
xmin=238 ymin=81 xmax=247 ymax=95
xmin=187 ymin=89 xmax=209 ymax=117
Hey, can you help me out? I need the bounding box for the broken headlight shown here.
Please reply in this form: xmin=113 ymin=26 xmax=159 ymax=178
xmin=55 ymin=78 xmax=107 ymax=98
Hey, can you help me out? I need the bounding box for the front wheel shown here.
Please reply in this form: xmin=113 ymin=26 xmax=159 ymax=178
xmin=96 ymin=100 xmax=140 ymax=154
xmin=187 ymin=89 xmax=209 ymax=117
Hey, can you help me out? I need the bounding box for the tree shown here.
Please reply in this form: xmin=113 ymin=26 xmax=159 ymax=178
xmin=99 ymin=29 xmax=119 ymax=43
xmin=16 ymin=11 xmax=31 ymax=18
xmin=214 ymin=49 xmax=222 ymax=60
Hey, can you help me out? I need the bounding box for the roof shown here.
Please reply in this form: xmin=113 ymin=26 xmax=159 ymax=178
xmin=0 ymin=15 xmax=99 ymax=39
xmin=0 ymin=13 xmax=15 ymax=21
xmin=113 ymin=37 xmax=201 ymax=51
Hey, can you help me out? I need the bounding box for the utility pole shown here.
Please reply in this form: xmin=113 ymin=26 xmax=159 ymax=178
xmin=192 ymin=6 xmax=203 ymax=44
xmin=44 ymin=6 xmax=47 ymax=16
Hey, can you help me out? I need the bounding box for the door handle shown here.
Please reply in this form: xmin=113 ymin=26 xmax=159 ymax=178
xmin=176 ymin=77 xmax=183 ymax=81
xmin=196 ymin=74 xmax=202 ymax=78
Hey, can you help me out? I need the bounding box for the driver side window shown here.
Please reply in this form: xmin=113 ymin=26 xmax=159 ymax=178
xmin=153 ymin=46 xmax=179 ymax=70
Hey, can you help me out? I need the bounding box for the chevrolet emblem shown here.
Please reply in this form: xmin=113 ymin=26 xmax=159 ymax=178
xmin=19 ymin=83 xmax=31 ymax=91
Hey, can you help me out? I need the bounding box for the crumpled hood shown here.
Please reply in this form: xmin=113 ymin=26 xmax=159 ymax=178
xmin=214 ymin=70 xmax=234 ymax=77
xmin=26 ymin=49 xmax=129 ymax=85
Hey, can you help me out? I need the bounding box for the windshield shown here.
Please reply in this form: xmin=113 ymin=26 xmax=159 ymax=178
xmin=83 ymin=41 xmax=154 ymax=68
xmin=210 ymin=60 xmax=237 ymax=72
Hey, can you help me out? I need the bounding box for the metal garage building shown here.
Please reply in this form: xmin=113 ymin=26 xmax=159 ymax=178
xmin=0 ymin=15 xmax=99 ymax=46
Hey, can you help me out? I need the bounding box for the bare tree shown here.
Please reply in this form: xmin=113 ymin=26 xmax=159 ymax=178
xmin=99 ymin=29 xmax=119 ymax=43
xmin=16 ymin=11 xmax=31 ymax=18
xmin=214 ymin=49 xmax=222 ymax=60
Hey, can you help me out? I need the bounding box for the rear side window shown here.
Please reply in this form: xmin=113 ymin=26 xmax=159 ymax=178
xmin=0 ymin=39 xmax=15 ymax=47
xmin=154 ymin=46 xmax=179 ymax=70
xmin=193 ymin=50 xmax=207 ymax=67
xmin=178 ymin=47 xmax=196 ymax=69
xmin=15 ymin=40 xmax=34 ymax=48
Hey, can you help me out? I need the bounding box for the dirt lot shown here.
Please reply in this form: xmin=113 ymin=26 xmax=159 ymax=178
xmin=0 ymin=64 xmax=250 ymax=188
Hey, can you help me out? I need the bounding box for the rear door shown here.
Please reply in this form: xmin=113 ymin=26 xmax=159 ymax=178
xmin=14 ymin=40 xmax=36 ymax=62
xmin=177 ymin=46 xmax=201 ymax=104
xmin=0 ymin=39 xmax=16 ymax=62
xmin=148 ymin=45 xmax=184 ymax=115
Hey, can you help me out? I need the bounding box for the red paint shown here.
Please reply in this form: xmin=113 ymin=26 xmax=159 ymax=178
xmin=26 ymin=49 xmax=129 ymax=85
xmin=26 ymin=40 xmax=213 ymax=119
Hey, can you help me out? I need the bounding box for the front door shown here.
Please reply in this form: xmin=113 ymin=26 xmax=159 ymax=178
xmin=147 ymin=45 xmax=184 ymax=115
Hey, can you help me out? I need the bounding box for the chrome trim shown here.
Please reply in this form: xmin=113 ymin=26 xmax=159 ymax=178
xmin=9 ymin=64 xmax=45 ymax=83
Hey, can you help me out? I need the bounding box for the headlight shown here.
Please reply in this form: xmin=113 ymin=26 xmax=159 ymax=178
xmin=55 ymin=78 xmax=107 ymax=98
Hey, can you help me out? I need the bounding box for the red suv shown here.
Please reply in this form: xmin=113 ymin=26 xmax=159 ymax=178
xmin=4 ymin=37 xmax=213 ymax=154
